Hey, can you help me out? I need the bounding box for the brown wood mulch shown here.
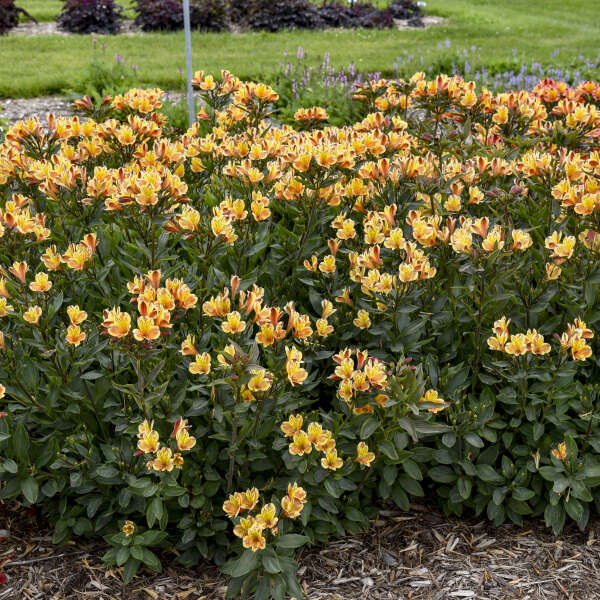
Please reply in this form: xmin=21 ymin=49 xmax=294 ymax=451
xmin=2 ymin=502 xmax=600 ymax=600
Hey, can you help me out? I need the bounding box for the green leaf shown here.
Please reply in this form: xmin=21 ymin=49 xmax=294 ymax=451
xmin=464 ymin=432 xmax=484 ymax=448
xmin=428 ymin=466 xmax=457 ymax=483
xmin=141 ymin=548 xmax=162 ymax=572
xmin=136 ymin=530 xmax=168 ymax=546
xmin=13 ymin=424 xmax=30 ymax=461
xmin=122 ymin=558 xmax=141 ymax=584
xmin=512 ymin=487 xmax=535 ymax=502
xmin=21 ymin=477 xmax=39 ymax=504
xmin=2 ymin=459 xmax=18 ymax=474
xmin=222 ymin=550 xmax=260 ymax=577
xmin=345 ymin=506 xmax=365 ymax=522
xmin=360 ymin=417 xmax=379 ymax=440
xmin=457 ymin=477 xmax=472 ymax=500
xmin=130 ymin=545 xmax=144 ymax=561
xmin=565 ymin=498 xmax=584 ymax=524
xmin=391 ymin=482 xmax=409 ymax=511
xmin=276 ymin=534 xmax=309 ymax=549
xmin=116 ymin=546 xmax=130 ymax=567
xmin=146 ymin=497 xmax=163 ymax=528
xmin=378 ymin=440 xmax=399 ymax=461
xmin=96 ymin=465 xmax=119 ymax=479
xmin=102 ymin=548 xmax=118 ymax=566
xmin=262 ymin=552 xmax=282 ymax=574
xmin=403 ymin=459 xmax=422 ymax=480
xmin=323 ymin=477 xmax=341 ymax=498
xmin=582 ymin=464 xmax=600 ymax=479
xmin=476 ymin=464 xmax=504 ymax=484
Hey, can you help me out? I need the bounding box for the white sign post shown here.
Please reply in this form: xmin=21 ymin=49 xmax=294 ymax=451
xmin=182 ymin=0 xmax=195 ymax=127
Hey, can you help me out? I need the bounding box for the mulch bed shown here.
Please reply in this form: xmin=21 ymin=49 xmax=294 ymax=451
xmin=2 ymin=502 xmax=600 ymax=599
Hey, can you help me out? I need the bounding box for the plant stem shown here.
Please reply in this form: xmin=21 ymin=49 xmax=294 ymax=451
xmin=471 ymin=269 xmax=486 ymax=395
xmin=227 ymin=413 xmax=238 ymax=496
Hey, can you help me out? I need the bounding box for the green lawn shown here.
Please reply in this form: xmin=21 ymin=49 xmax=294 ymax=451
xmin=2 ymin=0 xmax=599 ymax=98
xmin=20 ymin=0 xmax=137 ymax=21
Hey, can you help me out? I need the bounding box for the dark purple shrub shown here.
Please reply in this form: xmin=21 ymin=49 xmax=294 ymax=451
xmin=135 ymin=0 xmax=227 ymax=32
xmin=317 ymin=2 xmax=394 ymax=29
xmin=388 ymin=0 xmax=423 ymax=23
xmin=57 ymin=0 xmax=124 ymax=34
xmin=229 ymin=0 xmax=325 ymax=32
xmin=0 ymin=0 xmax=36 ymax=34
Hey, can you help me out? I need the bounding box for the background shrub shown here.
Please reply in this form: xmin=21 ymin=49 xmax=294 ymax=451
xmin=0 ymin=0 xmax=18 ymax=34
xmin=57 ymin=0 xmax=124 ymax=34
xmin=229 ymin=0 xmax=325 ymax=32
xmin=0 ymin=0 xmax=36 ymax=34
xmin=135 ymin=0 xmax=227 ymax=31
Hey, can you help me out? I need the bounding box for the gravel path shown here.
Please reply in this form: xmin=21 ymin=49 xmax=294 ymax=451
xmin=1 ymin=97 xmax=75 ymax=125
xmin=0 ymin=92 xmax=191 ymax=126
xmin=8 ymin=19 xmax=144 ymax=37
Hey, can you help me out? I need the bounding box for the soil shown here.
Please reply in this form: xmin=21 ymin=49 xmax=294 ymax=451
xmin=2 ymin=501 xmax=600 ymax=600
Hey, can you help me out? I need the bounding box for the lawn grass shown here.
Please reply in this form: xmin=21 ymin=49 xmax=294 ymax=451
xmin=20 ymin=0 xmax=137 ymax=21
xmin=2 ymin=0 xmax=599 ymax=98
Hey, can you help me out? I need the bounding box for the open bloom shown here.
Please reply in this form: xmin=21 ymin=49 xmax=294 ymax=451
xmin=29 ymin=272 xmax=52 ymax=292
xmin=149 ymin=447 xmax=175 ymax=472
xmin=23 ymin=305 xmax=42 ymax=325
xmin=355 ymin=442 xmax=375 ymax=466
xmin=289 ymin=430 xmax=312 ymax=455
xmin=176 ymin=428 xmax=196 ymax=451
xmin=256 ymin=503 xmax=278 ymax=530
xmin=321 ymin=449 xmax=343 ymax=470
xmin=67 ymin=305 xmax=87 ymax=325
xmin=243 ymin=525 xmax=266 ymax=552
xmin=138 ymin=430 xmax=160 ymax=454
xmin=223 ymin=492 xmax=243 ymax=518
xmin=66 ymin=324 xmax=86 ymax=347
xmin=281 ymin=414 xmax=303 ymax=437
xmin=189 ymin=352 xmax=211 ymax=375
xmin=419 ymin=389 xmax=446 ymax=413
xmin=222 ymin=311 xmax=245 ymax=334
xmin=133 ymin=316 xmax=160 ymax=341
xmin=106 ymin=309 xmax=131 ymax=338
xmin=248 ymin=369 xmax=272 ymax=393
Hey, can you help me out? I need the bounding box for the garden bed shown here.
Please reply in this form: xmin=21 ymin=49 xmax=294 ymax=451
xmin=2 ymin=504 xmax=599 ymax=600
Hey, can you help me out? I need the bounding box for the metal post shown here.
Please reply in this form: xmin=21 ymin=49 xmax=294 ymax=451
xmin=182 ymin=0 xmax=195 ymax=127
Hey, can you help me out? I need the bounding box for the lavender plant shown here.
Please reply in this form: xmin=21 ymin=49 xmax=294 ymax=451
xmin=271 ymin=44 xmax=600 ymax=126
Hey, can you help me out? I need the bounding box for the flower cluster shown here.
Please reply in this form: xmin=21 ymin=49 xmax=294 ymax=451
xmin=330 ymin=349 xmax=388 ymax=413
xmin=136 ymin=417 xmax=196 ymax=472
xmin=487 ymin=316 xmax=593 ymax=361
xmin=281 ymin=414 xmax=343 ymax=470
xmin=223 ymin=483 xmax=307 ymax=552
xmin=102 ymin=269 xmax=197 ymax=343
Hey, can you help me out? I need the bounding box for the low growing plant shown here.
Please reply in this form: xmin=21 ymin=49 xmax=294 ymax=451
xmin=1 ymin=70 xmax=600 ymax=597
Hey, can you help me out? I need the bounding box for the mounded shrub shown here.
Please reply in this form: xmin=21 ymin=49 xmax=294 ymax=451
xmin=230 ymin=0 xmax=422 ymax=31
xmin=0 ymin=0 xmax=36 ymax=34
xmin=0 ymin=0 xmax=18 ymax=34
xmin=1 ymin=73 xmax=600 ymax=597
xmin=135 ymin=0 xmax=227 ymax=32
xmin=57 ymin=0 xmax=124 ymax=35
xmin=229 ymin=0 xmax=325 ymax=32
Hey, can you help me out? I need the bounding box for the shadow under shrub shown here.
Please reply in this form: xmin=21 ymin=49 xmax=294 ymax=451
xmin=1 ymin=71 xmax=600 ymax=598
